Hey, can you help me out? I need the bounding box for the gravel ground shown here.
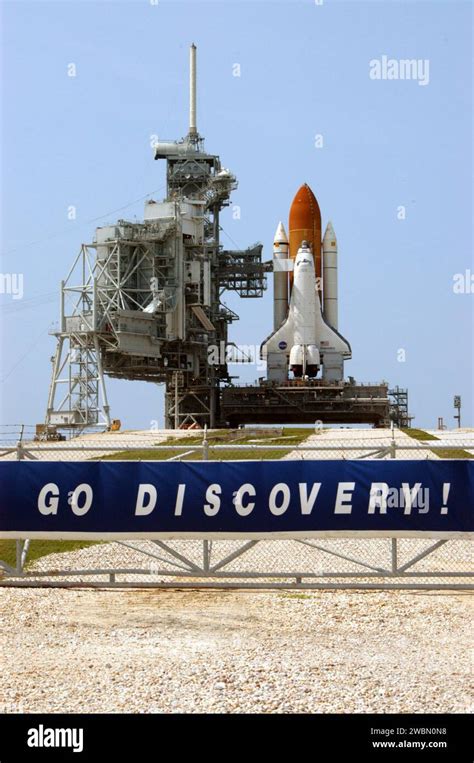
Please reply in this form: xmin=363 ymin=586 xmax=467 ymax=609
xmin=0 ymin=587 xmax=472 ymax=714
xmin=284 ymin=428 xmax=442 ymax=460
xmin=0 ymin=429 xmax=194 ymax=461
xmin=426 ymin=429 xmax=474 ymax=457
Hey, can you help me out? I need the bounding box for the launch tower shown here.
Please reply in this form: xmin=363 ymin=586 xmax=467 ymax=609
xmin=45 ymin=45 xmax=269 ymax=430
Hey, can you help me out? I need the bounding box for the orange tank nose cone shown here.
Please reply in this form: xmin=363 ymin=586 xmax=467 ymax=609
xmin=288 ymin=183 xmax=322 ymax=291
xmin=289 ymin=183 xmax=321 ymax=231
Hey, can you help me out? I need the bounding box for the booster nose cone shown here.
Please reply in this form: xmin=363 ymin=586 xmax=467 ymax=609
xmin=274 ymin=221 xmax=288 ymax=245
xmin=323 ymin=220 xmax=337 ymax=245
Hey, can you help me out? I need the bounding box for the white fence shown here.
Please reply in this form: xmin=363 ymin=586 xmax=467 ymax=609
xmin=1 ymin=436 xmax=472 ymax=590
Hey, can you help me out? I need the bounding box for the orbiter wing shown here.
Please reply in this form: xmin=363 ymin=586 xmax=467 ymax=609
xmin=260 ymin=314 xmax=295 ymax=359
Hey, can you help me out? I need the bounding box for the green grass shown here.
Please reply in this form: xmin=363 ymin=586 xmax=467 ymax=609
xmin=0 ymin=540 xmax=99 ymax=570
xmin=280 ymin=593 xmax=313 ymax=600
xmin=402 ymin=428 xmax=438 ymax=442
xmin=429 ymin=448 xmax=473 ymax=459
xmin=101 ymin=427 xmax=315 ymax=461
xmin=402 ymin=428 xmax=473 ymax=459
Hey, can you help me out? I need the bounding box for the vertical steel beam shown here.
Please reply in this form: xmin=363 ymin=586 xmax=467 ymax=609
xmin=391 ymin=539 xmax=398 ymax=573
xmin=15 ymin=541 xmax=24 ymax=575
xmin=203 ymin=540 xmax=210 ymax=572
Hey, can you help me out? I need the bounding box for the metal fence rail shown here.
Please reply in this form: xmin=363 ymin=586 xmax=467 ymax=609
xmin=2 ymin=441 xmax=474 ymax=459
xmin=2 ymin=536 xmax=472 ymax=590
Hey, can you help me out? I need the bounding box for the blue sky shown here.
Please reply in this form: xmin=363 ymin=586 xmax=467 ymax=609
xmin=0 ymin=0 xmax=472 ymax=430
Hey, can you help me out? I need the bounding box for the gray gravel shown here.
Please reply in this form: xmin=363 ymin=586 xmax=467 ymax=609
xmin=1 ymin=588 xmax=472 ymax=713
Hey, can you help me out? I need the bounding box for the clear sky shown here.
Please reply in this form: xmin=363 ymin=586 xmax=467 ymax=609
xmin=0 ymin=0 xmax=472 ymax=431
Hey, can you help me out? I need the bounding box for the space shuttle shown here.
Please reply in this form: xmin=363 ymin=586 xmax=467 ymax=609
xmin=261 ymin=184 xmax=351 ymax=382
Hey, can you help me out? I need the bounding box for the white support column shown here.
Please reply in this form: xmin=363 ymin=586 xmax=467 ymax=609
xmin=189 ymin=43 xmax=197 ymax=137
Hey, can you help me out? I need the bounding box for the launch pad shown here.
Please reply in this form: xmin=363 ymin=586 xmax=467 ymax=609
xmin=221 ymin=381 xmax=407 ymax=428
xmin=42 ymin=45 xmax=411 ymax=434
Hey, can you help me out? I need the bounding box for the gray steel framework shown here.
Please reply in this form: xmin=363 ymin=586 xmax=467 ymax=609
xmin=1 ymin=536 xmax=471 ymax=590
xmin=45 ymin=107 xmax=268 ymax=432
xmin=389 ymin=386 xmax=412 ymax=428
xmin=221 ymin=381 xmax=395 ymax=427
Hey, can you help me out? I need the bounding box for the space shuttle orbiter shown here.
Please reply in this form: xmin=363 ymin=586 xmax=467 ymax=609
xmin=261 ymin=184 xmax=351 ymax=382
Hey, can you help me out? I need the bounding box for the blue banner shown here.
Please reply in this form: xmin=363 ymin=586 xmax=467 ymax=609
xmin=0 ymin=460 xmax=472 ymax=539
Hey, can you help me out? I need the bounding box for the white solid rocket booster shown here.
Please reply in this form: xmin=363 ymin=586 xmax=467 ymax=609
xmin=323 ymin=221 xmax=338 ymax=330
xmin=273 ymin=221 xmax=289 ymax=331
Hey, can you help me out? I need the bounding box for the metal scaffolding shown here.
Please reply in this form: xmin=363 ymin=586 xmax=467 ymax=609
xmin=44 ymin=47 xmax=268 ymax=433
xmin=389 ymin=386 xmax=412 ymax=428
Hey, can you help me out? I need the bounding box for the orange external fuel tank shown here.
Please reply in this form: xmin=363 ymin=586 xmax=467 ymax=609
xmin=288 ymin=183 xmax=322 ymax=294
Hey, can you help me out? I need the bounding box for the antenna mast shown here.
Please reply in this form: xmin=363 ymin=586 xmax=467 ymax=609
xmin=189 ymin=43 xmax=198 ymax=139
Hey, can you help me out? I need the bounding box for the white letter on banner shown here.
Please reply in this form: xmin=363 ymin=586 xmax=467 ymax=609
xmin=299 ymin=483 xmax=321 ymax=514
xmin=135 ymin=484 xmax=157 ymax=516
xmin=401 ymin=482 xmax=422 ymax=515
xmin=269 ymin=483 xmax=290 ymax=516
xmin=38 ymin=483 xmax=59 ymax=515
xmin=174 ymin=484 xmax=186 ymax=516
xmin=368 ymin=483 xmax=389 ymax=514
xmin=234 ymin=483 xmax=256 ymax=516
xmin=334 ymin=482 xmax=355 ymax=514
xmin=70 ymin=484 xmax=93 ymax=516
xmin=204 ymin=484 xmax=221 ymax=516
